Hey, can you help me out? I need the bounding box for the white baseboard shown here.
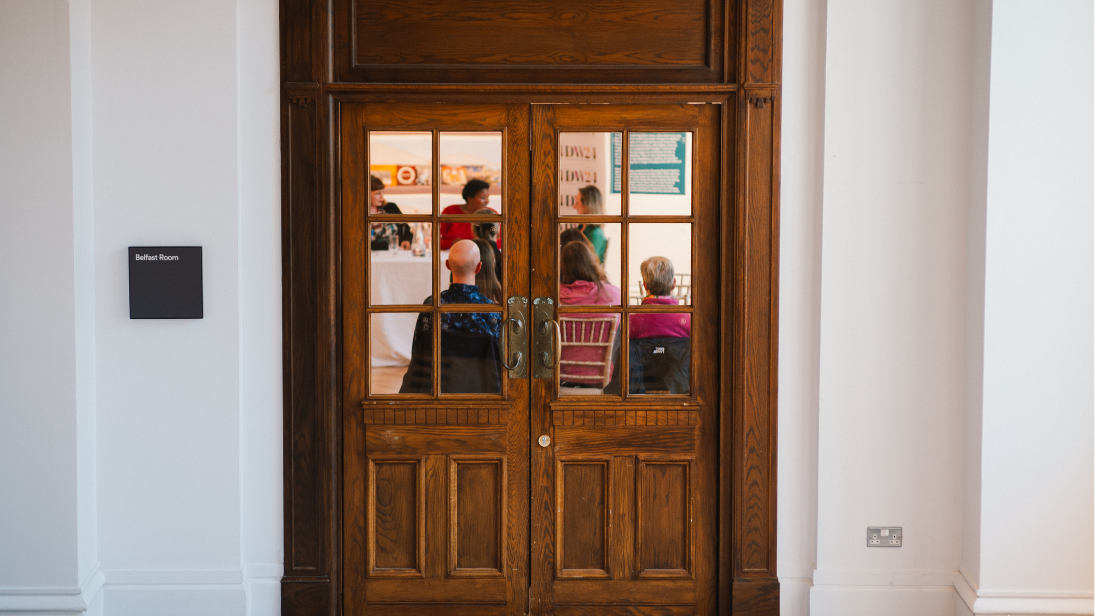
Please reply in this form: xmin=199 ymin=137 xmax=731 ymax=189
xmin=810 ymin=584 xmax=956 ymax=616
xmin=954 ymin=567 xmax=1095 ymax=616
xmin=780 ymin=577 xmax=813 ymax=616
xmin=244 ymin=577 xmax=281 ymax=616
xmin=98 ymin=568 xmax=245 ymax=616
xmin=810 ymin=568 xmax=957 ymax=616
xmin=103 ymin=586 xmax=245 ymax=616
xmin=0 ymin=562 xmax=103 ymax=615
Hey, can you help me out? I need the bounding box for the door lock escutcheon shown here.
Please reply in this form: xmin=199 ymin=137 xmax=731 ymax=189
xmin=532 ymin=297 xmax=556 ymax=379
xmin=504 ymin=296 xmax=529 ymax=379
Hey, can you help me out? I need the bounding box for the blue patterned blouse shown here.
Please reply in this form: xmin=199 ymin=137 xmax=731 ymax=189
xmin=414 ymin=283 xmax=501 ymax=337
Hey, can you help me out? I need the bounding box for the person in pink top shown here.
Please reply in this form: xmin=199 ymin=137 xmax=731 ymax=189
xmin=629 ymin=256 xmax=691 ymax=394
xmin=558 ymin=241 xmax=621 ymax=393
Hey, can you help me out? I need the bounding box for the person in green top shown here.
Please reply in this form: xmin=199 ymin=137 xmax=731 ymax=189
xmin=575 ymin=185 xmax=608 ymax=264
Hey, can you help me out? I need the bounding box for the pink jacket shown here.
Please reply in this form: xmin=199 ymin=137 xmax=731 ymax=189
xmin=629 ymin=296 xmax=690 ymax=339
xmin=558 ymin=279 xmax=621 ymax=307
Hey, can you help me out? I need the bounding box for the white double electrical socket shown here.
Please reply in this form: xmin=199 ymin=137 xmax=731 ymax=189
xmin=867 ymin=527 xmax=902 ymax=547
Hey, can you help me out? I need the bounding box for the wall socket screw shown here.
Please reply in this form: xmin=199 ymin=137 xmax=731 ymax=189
xmin=867 ymin=527 xmax=902 ymax=547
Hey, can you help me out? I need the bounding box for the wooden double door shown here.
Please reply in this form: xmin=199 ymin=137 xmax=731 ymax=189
xmin=342 ymin=101 xmax=720 ymax=615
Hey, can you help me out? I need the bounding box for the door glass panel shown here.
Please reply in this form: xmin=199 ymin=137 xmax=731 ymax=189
xmin=370 ymin=131 xmax=433 ymax=215
xmin=558 ymin=313 xmax=621 ymax=396
xmin=371 ymin=311 xmax=430 ymax=395
xmin=627 ymin=313 xmax=691 ymax=395
xmin=628 ymin=132 xmax=692 ymax=216
xmin=558 ymin=132 xmax=622 ymax=216
xmin=628 ymin=223 xmax=691 ymax=306
xmin=438 ymin=311 xmax=503 ymax=394
xmin=370 ymin=223 xmax=433 ymax=305
xmin=559 ymin=223 xmax=621 ymax=306
xmin=439 ymin=132 xmax=502 ymax=217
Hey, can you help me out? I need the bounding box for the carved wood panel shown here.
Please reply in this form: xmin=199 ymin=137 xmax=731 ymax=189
xmin=335 ymin=0 xmax=727 ymax=84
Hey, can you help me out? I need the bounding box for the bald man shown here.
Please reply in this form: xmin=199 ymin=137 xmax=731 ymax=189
xmin=445 ymin=238 xmax=482 ymax=284
xmin=399 ymin=240 xmax=502 ymax=393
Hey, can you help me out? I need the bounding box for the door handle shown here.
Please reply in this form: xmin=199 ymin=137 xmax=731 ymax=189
xmin=538 ymin=318 xmax=561 ymax=368
xmin=532 ymin=297 xmax=556 ymax=379
xmin=503 ymin=296 xmax=528 ymax=378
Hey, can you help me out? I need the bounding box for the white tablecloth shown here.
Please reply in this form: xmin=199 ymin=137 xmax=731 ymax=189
xmin=370 ymin=250 xmax=449 ymax=367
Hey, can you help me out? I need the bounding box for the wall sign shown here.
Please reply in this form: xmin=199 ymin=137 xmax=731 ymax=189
xmin=128 ymin=246 xmax=203 ymax=319
xmin=611 ymin=132 xmax=687 ymax=194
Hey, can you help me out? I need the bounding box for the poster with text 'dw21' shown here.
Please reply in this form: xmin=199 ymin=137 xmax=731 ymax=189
xmin=558 ymin=133 xmax=609 ymax=215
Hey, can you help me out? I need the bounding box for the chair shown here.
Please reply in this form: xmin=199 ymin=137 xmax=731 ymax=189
xmin=672 ymin=273 xmax=692 ymax=305
xmin=558 ymin=315 xmax=618 ymax=395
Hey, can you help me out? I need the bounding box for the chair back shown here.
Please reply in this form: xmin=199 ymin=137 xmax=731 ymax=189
xmin=559 ymin=316 xmax=618 ymax=388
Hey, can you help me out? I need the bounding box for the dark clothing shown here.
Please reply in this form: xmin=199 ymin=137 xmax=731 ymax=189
xmin=370 ymin=202 xmax=414 ymax=251
xmin=398 ymin=284 xmax=503 ymax=394
xmin=628 ymin=337 xmax=690 ymax=395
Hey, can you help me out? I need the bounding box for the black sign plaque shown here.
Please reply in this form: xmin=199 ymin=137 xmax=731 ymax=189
xmin=128 ymin=246 xmax=203 ymax=319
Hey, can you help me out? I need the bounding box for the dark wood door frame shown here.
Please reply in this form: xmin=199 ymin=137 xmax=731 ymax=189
xmin=280 ymin=2 xmax=781 ymax=614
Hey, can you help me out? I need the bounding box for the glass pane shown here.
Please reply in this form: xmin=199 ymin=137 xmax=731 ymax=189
xmin=627 ymin=314 xmax=691 ymax=395
xmin=628 ymin=132 xmax=692 ymax=216
xmin=559 ymin=313 xmax=621 ymax=396
xmin=439 ymin=311 xmax=503 ymax=394
xmin=370 ymin=131 xmax=433 ymax=215
xmin=439 ymin=132 xmax=502 ymax=245
xmin=370 ymin=223 xmax=432 ymax=306
xmin=371 ymin=311 xmax=430 ymax=394
xmin=558 ymin=132 xmax=622 ymax=216
xmin=559 ymin=223 xmax=621 ymax=306
xmin=627 ymin=223 xmax=691 ymax=306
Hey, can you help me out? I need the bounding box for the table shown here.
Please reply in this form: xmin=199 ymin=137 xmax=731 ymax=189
xmin=369 ymin=249 xmax=449 ymax=367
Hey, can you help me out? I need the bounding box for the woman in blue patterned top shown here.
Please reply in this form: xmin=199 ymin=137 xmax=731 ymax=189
xmin=399 ymin=240 xmax=503 ymax=393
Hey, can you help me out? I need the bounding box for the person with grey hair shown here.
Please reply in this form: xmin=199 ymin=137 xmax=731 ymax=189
xmin=574 ymin=185 xmax=608 ymax=263
xmin=629 ymin=256 xmax=690 ymax=394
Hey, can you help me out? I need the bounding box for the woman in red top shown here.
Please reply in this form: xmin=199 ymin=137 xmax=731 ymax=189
xmin=439 ymin=179 xmax=500 ymax=249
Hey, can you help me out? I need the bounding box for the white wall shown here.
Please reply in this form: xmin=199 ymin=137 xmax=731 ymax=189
xmin=810 ymin=1 xmax=974 ymax=614
xmin=777 ymin=0 xmax=826 ymax=613
xmin=0 ymin=1 xmax=103 ymax=613
xmin=238 ymin=0 xmax=286 ymax=609
xmin=89 ymin=0 xmax=283 ymax=613
xmin=956 ymin=1 xmax=1095 ymax=614
xmin=779 ymin=1 xmax=1095 ymax=615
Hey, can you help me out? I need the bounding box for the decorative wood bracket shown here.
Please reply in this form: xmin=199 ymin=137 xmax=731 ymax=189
xmin=289 ymin=95 xmax=312 ymax=108
xmin=748 ymin=95 xmax=776 ymax=109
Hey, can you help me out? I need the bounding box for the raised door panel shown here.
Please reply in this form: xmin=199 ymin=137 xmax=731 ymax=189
xmin=556 ymin=459 xmax=610 ymax=579
xmin=335 ymin=0 xmax=727 ymax=84
xmin=449 ymin=458 xmax=506 ymax=576
xmin=368 ymin=459 xmax=424 ymax=575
